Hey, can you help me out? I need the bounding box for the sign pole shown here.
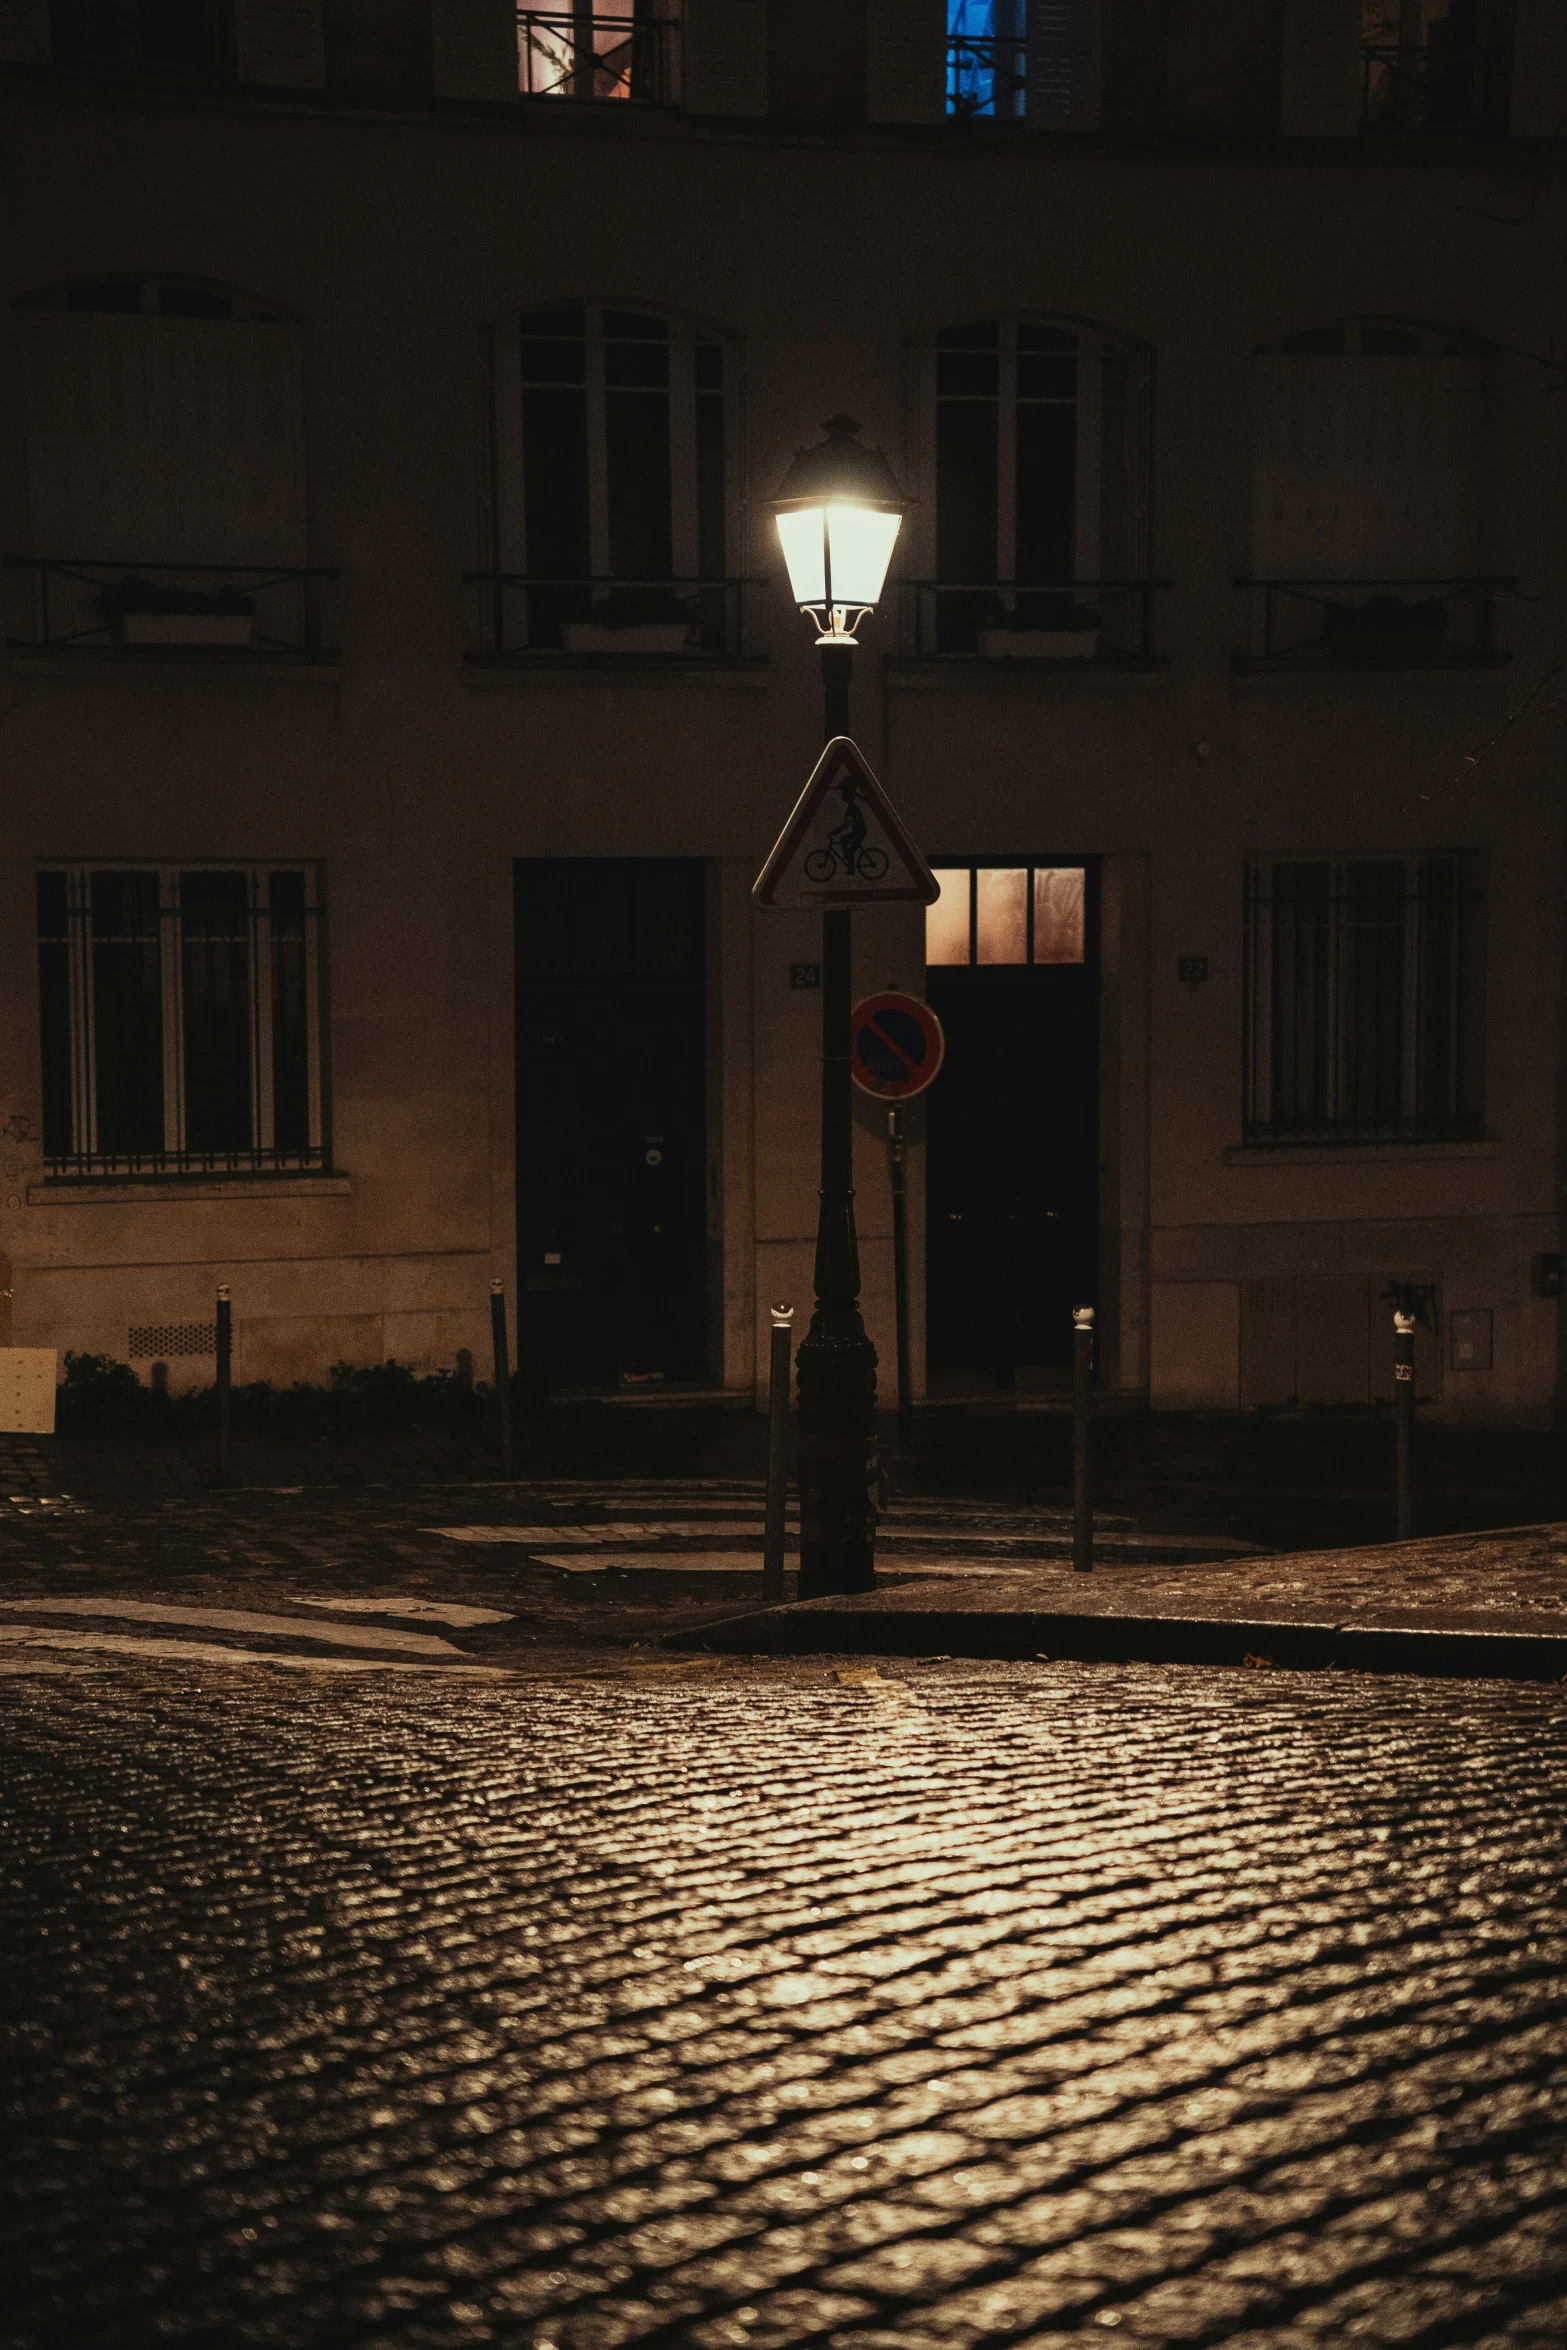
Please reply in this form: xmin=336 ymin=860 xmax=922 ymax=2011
xmin=796 ymin=643 xmax=878 ymax=1597
xmin=753 ymin=693 xmax=938 ymax=1602
xmin=888 ymin=1107 xmax=913 ymax=1458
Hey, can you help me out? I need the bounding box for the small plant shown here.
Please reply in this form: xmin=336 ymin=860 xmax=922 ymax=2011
xmin=56 ymin=1352 xmax=151 ymax=1433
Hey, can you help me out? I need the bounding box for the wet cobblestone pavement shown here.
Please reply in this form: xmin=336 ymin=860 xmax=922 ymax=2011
xmin=5 ymin=1657 xmax=1565 ymax=2346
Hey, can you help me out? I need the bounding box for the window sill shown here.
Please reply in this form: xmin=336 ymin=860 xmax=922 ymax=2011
xmin=1232 ymin=655 xmax=1508 ymax=684
xmin=463 ymin=653 xmax=769 ymax=686
xmin=1223 ymin=1141 xmax=1501 ymax=1168
xmin=27 ymin=1176 xmax=351 ymax=1204
xmin=884 ymin=655 xmax=1172 ymax=689
xmin=8 ymin=648 xmax=340 ymax=683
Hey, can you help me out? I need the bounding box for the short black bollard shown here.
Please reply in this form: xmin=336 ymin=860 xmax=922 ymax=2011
xmin=1072 ymin=1305 xmax=1094 ymax=1574
xmin=1393 ymin=1308 xmax=1415 ymax=1540
xmin=490 ymin=1280 xmax=513 ymax=1479
xmin=215 ymin=1284 xmax=232 ymax=1486
xmin=763 ymin=1303 xmax=794 ymax=1605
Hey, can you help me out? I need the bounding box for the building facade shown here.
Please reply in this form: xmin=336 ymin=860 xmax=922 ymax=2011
xmin=2 ymin=0 xmax=1564 ymax=1420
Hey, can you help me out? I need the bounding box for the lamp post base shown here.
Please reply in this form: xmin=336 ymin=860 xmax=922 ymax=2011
xmin=796 ymin=1305 xmax=878 ymax=1598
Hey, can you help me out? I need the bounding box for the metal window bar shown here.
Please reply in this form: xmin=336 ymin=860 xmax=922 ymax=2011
xmin=463 ymin=572 xmax=754 ymax=657
xmin=37 ymin=865 xmax=324 ymax=1178
xmin=1361 ymin=43 xmax=1503 ymax=131
xmin=517 ymin=9 xmax=679 ymax=103
xmin=1243 ymin=857 xmax=1483 ymax=1146
xmin=4 ymin=560 xmax=340 ymax=657
xmin=947 ymin=33 xmax=1027 ymax=119
xmin=896 ymin=579 xmax=1170 ymax=662
xmin=1238 ymin=579 xmax=1510 ymax=665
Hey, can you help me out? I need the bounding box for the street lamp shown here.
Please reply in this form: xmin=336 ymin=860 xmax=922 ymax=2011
xmin=768 ymin=415 xmax=910 ymax=1597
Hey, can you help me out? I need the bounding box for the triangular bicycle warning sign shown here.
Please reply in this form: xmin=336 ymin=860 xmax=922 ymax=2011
xmin=752 ymin=736 xmax=939 ymax=910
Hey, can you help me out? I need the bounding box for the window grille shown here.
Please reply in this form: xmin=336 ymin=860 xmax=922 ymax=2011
xmin=946 ymin=0 xmax=1096 ymax=123
xmin=517 ymin=5 xmax=679 ymax=103
xmin=36 ymin=864 xmax=325 ymax=1177
xmin=1360 ymin=0 xmax=1501 ymax=131
xmin=1243 ymin=856 xmax=1485 ymax=1146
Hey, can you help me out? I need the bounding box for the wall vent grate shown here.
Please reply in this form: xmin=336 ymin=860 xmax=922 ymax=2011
xmin=128 ymin=1323 xmax=215 ymax=1360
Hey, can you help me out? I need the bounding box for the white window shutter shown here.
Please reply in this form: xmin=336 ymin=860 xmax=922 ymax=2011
xmin=1280 ymin=0 xmax=1361 ymax=136
xmin=867 ymin=0 xmax=946 ymax=125
xmin=233 ymin=0 xmax=325 ymax=88
xmin=1027 ymin=0 xmax=1100 ymax=130
xmin=1511 ymin=0 xmax=1567 ymax=138
xmin=23 ymin=315 xmax=308 ymax=568
xmin=683 ymin=0 xmax=767 ymax=116
xmin=0 ymin=0 xmax=50 ymax=64
xmin=431 ymin=0 xmax=518 ymax=102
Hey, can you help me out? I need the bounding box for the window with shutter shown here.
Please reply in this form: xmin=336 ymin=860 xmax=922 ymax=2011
xmin=17 ymin=278 xmax=317 ymax=655
xmin=1247 ymin=321 xmax=1492 ymax=661
xmin=683 ymin=0 xmax=767 ymax=114
xmin=1280 ymin=0 xmax=1361 ymax=133
xmin=910 ymin=317 xmax=1153 ymax=657
xmin=1026 ymin=0 xmax=1099 ymax=127
xmin=868 ymin=0 xmax=946 ymax=123
xmin=432 ymin=0 xmax=519 ymax=101
xmin=234 ymin=0 xmax=323 ymax=87
xmin=0 ymin=1 xmax=50 ymax=64
xmin=1511 ymin=0 xmax=1567 ymax=136
xmin=479 ymin=305 xmax=739 ymax=655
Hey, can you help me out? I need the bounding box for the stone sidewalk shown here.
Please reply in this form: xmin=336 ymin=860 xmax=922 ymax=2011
xmin=688 ymin=1525 xmax=1567 ymax=1682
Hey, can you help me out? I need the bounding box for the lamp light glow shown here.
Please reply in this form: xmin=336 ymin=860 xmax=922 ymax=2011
xmin=768 ymin=416 xmax=910 ymax=641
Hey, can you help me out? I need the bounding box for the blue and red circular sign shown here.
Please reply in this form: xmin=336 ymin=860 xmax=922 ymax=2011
xmin=850 ymin=992 xmax=946 ymax=1100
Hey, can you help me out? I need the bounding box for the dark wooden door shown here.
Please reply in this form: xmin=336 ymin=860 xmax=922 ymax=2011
xmin=924 ymin=862 xmax=1099 ymax=1388
xmin=515 ymin=860 xmax=707 ymax=1384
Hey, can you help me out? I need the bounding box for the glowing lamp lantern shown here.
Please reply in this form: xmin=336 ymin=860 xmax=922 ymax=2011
xmin=769 ymin=414 xmax=909 ymax=643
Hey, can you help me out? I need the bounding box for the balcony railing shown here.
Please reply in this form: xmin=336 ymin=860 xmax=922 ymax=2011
xmin=518 ymin=10 xmax=678 ymax=104
xmin=465 ymin=573 xmax=752 ymax=659
xmin=894 ymin=580 xmax=1171 ymax=664
xmin=1237 ymin=579 xmax=1510 ymax=667
xmin=6 ymin=559 xmax=340 ymax=659
xmin=947 ymin=33 xmax=1026 ymax=121
xmin=1362 ymin=43 xmax=1503 ymax=132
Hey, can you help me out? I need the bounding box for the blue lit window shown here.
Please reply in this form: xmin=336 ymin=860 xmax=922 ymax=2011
xmin=948 ymin=1 xmax=1026 ymax=121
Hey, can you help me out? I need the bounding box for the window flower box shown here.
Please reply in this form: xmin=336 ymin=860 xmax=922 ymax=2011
xmin=96 ymin=576 xmax=258 ymax=648
xmin=979 ymin=627 xmax=1100 ymax=660
xmin=122 ymin=612 xmax=256 ymax=646
xmin=560 ymin=621 xmax=690 ymax=654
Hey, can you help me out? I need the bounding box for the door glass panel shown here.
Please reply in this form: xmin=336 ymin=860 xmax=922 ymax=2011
xmin=926 ymin=871 xmax=971 ymax=965
xmin=1033 ymin=866 xmax=1085 ymax=964
xmin=976 ymin=867 xmax=1028 ymax=964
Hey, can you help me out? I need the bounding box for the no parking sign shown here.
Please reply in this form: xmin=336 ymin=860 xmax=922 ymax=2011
xmin=849 ymin=992 xmax=945 ymax=1101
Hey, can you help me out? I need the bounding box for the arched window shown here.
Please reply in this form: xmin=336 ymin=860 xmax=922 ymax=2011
xmin=15 ymin=275 xmax=322 ymax=654
xmin=1248 ymin=319 xmax=1493 ymax=661
xmin=909 ymin=316 xmax=1152 ymax=658
xmin=478 ymin=302 xmax=739 ymax=655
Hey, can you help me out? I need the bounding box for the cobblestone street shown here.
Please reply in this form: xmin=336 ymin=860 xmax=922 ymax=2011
xmin=6 ymin=1646 xmax=1565 ymax=2347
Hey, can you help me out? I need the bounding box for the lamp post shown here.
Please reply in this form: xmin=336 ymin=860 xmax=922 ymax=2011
xmin=768 ymin=415 xmax=909 ymax=1597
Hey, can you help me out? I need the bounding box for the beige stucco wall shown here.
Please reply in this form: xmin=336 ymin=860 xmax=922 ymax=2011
xmin=0 ymin=67 xmax=1561 ymax=1418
